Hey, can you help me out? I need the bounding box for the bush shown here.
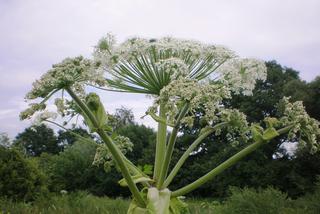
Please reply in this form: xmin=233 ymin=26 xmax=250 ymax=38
xmin=40 ymin=140 xmax=129 ymax=197
xmin=0 ymin=146 xmax=47 ymax=201
xmin=211 ymin=186 xmax=320 ymax=214
xmin=0 ymin=192 xmax=130 ymax=214
xmin=294 ymin=183 xmax=320 ymax=213
xmin=44 ymin=140 xmax=98 ymax=192
xmin=212 ymin=187 xmax=291 ymax=214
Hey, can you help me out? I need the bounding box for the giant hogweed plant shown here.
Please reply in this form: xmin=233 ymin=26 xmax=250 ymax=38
xmin=21 ymin=35 xmax=320 ymax=213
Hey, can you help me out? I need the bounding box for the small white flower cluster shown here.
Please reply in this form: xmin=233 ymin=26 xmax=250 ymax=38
xmin=54 ymin=98 xmax=65 ymax=115
xmin=220 ymin=109 xmax=249 ymax=135
xmin=33 ymin=111 xmax=58 ymax=125
xmin=93 ymin=135 xmax=133 ymax=172
xmin=218 ymin=58 xmax=267 ymax=96
xmin=21 ymin=56 xmax=107 ymax=121
xmin=95 ymin=36 xmax=234 ymax=64
xmin=279 ymin=97 xmax=320 ymax=154
xmin=20 ymin=103 xmax=46 ymax=120
xmin=26 ymin=56 xmax=105 ymax=100
xmin=151 ymin=78 xmax=230 ymax=127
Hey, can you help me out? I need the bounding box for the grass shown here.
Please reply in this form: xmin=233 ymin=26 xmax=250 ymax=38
xmin=0 ymin=192 xmax=217 ymax=214
xmin=1 ymin=187 xmax=320 ymax=214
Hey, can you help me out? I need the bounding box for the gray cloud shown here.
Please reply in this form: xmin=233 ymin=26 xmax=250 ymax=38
xmin=0 ymin=0 xmax=319 ymax=137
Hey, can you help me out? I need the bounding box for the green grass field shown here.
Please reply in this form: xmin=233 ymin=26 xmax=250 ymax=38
xmin=0 ymin=192 xmax=217 ymax=214
xmin=1 ymin=187 xmax=319 ymax=214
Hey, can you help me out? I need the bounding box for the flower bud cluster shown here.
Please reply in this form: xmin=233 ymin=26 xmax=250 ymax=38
xmin=33 ymin=111 xmax=58 ymax=126
xmin=279 ymin=97 xmax=320 ymax=154
xmin=93 ymin=135 xmax=133 ymax=172
xmin=151 ymin=78 xmax=230 ymax=127
xmin=156 ymin=58 xmax=189 ymax=80
xmin=19 ymin=103 xmax=46 ymax=120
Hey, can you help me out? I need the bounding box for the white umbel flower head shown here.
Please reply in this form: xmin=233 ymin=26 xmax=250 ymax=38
xmin=26 ymin=56 xmax=105 ymax=100
xmin=93 ymin=35 xmax=239 ymax=95
xmin=21 ymin=56 xmax=106 ymax=120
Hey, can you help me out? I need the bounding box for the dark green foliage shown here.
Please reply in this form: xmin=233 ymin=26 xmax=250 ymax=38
xmin=0 ymin=133 xmax=11 ymax=148
xmin=43 ymin=140 xmax=98 ymax=191
xmin=210 ymin=186 xmax=320 ymax=213
xmin=0 ymin=146 xmax=47 ymax=201
xmin=116 ymin=124 xmax=156 ymax=165
xmin=305 ymin=76 xmax=320 ymax=120
xmin=113 ymin=107 xmax=135 ymax=129
xmin=40 ymin=140 xmax=131 ymax=197
xmin=14 ymin=124 xmax=59 ymax=156
xmin=213 ymin=187 xmax=290 ymax=214
xmin=57 ymin=128 xmax=92 ymax=148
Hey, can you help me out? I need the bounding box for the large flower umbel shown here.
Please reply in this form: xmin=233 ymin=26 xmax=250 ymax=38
xmin=94 ymin=35 xmax=266 ymax=95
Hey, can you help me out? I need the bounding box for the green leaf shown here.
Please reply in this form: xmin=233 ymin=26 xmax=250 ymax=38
xmin=262 ymin=127 xmax=279 ymax=141
xmin=169 ymin=197 xmax=189 ymax=214
xmin=199 ymin=126 xmax=213 ymax=135
xmin=264 ymin=117 xmax=279 ymax=128
xmin=127 ymin=200 xmax=148 ymax=214
xmin=118 ymin=175 xmax=153 ymax=187
xmin=251 ymin=125 xmax=264 ymax=142
xmin=138 ymin=164 xmax=153 ymax=175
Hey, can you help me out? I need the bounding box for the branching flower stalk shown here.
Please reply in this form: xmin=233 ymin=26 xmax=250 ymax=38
xmin=21 ymin=35 xmax=320 ymax=214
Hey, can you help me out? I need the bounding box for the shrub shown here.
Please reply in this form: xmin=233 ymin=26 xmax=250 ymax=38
xmin=213 ymin=187 xmax=291 ymax=214
xmin=0 ymin=146 xmax=47 ymax=201
xmin=0 ymin=192 xmax=130 ymax=214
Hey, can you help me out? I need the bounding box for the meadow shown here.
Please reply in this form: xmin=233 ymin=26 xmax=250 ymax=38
xmin=1 ymin=187 xmax=320 ymax=214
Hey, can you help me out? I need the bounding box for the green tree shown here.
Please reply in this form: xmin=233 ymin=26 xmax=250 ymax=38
xmin=305 ymin=76 xmax=320 ymax=120
xmin=0 ymin=132 xmax=11 ymax=148
xmin=117 ymin=124 xmax=156 ymax=165
xmin=57 ymin=127 xmax=92 ymax=149
xmin=113 ymin=107 xmax=135 ymax=129
xmin=0 ymin=146 xmax=47 ymax=201
xmin=14 ymin=124 xmax=59 ymax=156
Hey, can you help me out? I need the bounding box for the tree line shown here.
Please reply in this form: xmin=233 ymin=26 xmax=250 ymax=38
xmin=0 ymin=60 xmax=319 ymax=201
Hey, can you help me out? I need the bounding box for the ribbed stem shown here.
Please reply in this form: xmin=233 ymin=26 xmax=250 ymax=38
xmin=153 ymin=102 xmax=167 ymax=183
xmin=171 ymin=125 xmax=293 ymax=197
xmin=66 ymin=87 xmax=146 ymax=207
xmin=158 ymin=103 xmax=190 ymax=188
xmin=163 ymin=122 xmax=226 ymax=188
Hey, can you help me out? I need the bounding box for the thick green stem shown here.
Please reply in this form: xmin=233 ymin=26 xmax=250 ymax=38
xmin=149 ymin=111 xmax=174 ymax=127
xmin=158 ymin=103 xmax=190 ymax=189
xmin=66 ymin=88 xmax=146 ymax=207
xmin=153 ymin=102 xmax=167 ymax=183
xmin=171 ymin=125 xmax=294 ymax=197
xmin=163 ymin=122 xmax=226 ymax=188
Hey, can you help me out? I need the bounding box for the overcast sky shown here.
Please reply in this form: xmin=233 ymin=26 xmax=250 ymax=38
xmin=0 ymin=0 xmax=319 ymax=138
